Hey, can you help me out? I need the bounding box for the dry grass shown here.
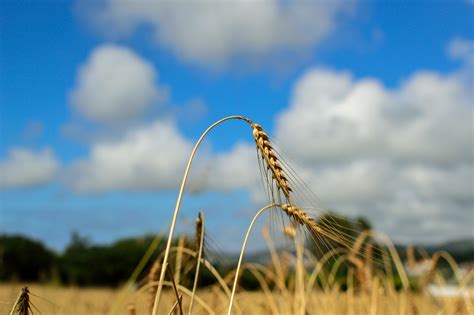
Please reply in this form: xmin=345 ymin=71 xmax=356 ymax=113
xmin=2 ymin=283 xmax=471 ymax=315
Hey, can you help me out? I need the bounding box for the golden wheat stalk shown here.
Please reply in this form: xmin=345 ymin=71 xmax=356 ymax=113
xmin=189 ymin=212 xmax=205 ymax=314
xmin=251 ymin=123 xmax=383 ymax=266
xmin=227 ymin=204 xmax=278 ymax=315
xmin=252 ymin=123 xmax=353 ymax=253
xmin=152 ymin=115 xmax=347 ymax=314
xmin=152 ymin=116 xmax=251 ymax=314
xmin=175 ymin=235 xmax=187 ymax=286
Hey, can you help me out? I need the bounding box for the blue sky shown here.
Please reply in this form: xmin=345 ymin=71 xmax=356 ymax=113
xmin=1 ymin=0 xmax=473 ymax=252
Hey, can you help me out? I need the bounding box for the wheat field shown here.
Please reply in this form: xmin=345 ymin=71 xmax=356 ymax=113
xmin=3 ymin=283 xmax=470 ymax=315
xmin=5 ymin=116 xmax=473 ymax=314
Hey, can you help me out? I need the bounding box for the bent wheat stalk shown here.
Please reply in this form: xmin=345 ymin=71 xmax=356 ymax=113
xmin=240 ymin=263 xmax=280 ymax=314
xmin=154 ymin=116 xmax=335 ymax=314
xmin=152 ymin=115 xmax=252 ymax=314
xmin=227 ymin=204 xmax=277 ymax=315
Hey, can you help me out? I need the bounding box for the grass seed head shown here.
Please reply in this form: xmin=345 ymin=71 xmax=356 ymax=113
xmin=15 ymin=287 xmax=32 ymax=315
xmin=195 ymin=212 xmax=204 ymax=254
xmin=281 ymin=204 xmax=319 ymax=233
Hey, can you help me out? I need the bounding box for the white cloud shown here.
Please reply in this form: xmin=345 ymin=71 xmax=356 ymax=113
xmin=68 ymin=119 xmax=193 ymax=192
xmin=448 ymin=37 xmax=474 ymax=62
xmin=70 ymin=44 xmax=167 ymax=124
xmin=274 ymin=67 xmax=473 ymax=243
xmin=82 ymin=0 xmax=354 ymax=66
xmin=64 ymin=38 xmax=473 ymax=242
xmin=193 ymin=142 xmax=260 ymax=192
xmin=0 ymin=147 xmax=59 ymax=188
xmin=66 ymin=65 xmax=473 ymax=242
xmin=67 ymin=117 xmax=263 ymax=194
xmin=276 ymin=68 xmax=472 ymax=165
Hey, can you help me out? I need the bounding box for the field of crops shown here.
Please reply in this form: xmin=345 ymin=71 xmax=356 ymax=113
xmin=5 ymin=117 xmax=474 ymax=314
xmin=4 ymin=283 xmax=471 ymax=315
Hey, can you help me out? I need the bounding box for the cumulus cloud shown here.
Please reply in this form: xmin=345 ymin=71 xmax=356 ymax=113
xmin=64 ymin=38 xmax=473 ymax=242
xmin=67 ymin=65 xmax=473 ymax=242
xmin=70 ymin=44 xmax=167 ymax=124
xmin=67 ymin=117 xmax=263 ymax=194
xmin=68 ymin=119 xmax=192 ymax=192
xmin=81 ymin=0 xmax=354 ymax=66
xmin=193 ymin=142 xmax=260 ymax=192
xmin=276 ymin=69 xmax=472 ymax=165
xmin=274 ymin=67 xmax=473 ymax=243
xmin=0 ymin=147 xmax=59 ymax=189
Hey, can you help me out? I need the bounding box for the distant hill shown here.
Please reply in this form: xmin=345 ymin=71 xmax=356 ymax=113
xmin=424 ymin=238 xmax=474 ymax=254
xmin=396 ymin=238 xmax=474 ymax=262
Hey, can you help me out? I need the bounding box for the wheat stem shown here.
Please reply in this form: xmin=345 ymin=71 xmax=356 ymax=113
xmin=9 ymin=288 xmax=23 ymax=315
xmin=189 ymin=212 xmax=205 ymax=314
xmin=227 ymin=203 xmax=277 ymax=315
xmin=167 ymin=264 xmax=184 ymax=315
xmin=152 ymin=115 xmax=252 ymax=315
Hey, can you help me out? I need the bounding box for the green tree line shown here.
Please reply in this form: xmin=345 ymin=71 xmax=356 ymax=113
xmin=0 ymin=232 xmax=229 ymax=288
xmin=0 ymin=233 xmax=164 ymax=286
xmin=1 ymin=217 xmax=472 ymax=288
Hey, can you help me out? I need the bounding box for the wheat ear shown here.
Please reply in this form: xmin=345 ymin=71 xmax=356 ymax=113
xmin=250 ymin=123 xmax=292 ymax=200
xmin=10 ymin=287 xmax=32 ymax=315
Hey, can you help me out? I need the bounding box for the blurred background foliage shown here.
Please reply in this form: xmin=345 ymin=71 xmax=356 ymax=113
xmin=1 ymin=213 xmax=473 ymax=288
